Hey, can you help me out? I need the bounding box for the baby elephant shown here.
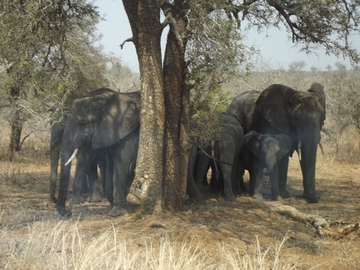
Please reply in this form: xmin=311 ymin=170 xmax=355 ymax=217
xmin=241 ymin=130 xmax=292 ymax=200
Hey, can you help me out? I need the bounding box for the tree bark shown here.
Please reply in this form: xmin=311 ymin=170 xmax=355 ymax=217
xmin=8 ymin=86 xmax=24 ymax=162
xmin=162 ymin=9 xmax=190 ymax=211
xmin=8 ymin=109 xmax=23 ymax=161
xmin=123 ymin=0 xmax=165 ymax=214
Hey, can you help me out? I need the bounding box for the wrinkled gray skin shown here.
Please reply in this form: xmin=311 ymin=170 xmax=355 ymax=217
xmin=49 ymin=118 xmax=106 ymax=204
xmin=104 ymin=127 xmax=139 ymax=217
xmin=241 ymin=130 xmax=292 ymax=200
xmin=187 ymin=113 xmax=245 ymax=201
xmin=226 ymin=83 xmax=326 ymax=203
xmin=56 ymin=88 xmax=140 ymax=217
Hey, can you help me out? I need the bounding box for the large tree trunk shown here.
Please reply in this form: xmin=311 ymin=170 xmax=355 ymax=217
xmin=162 ymin=11 xmax=190 ymax=211
xmin=124 ymin=0 xmax=165 ymax=214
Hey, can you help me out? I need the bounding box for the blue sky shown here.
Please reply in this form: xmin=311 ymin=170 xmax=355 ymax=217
xmin=95 ymin=1 xmax=358 ymax=72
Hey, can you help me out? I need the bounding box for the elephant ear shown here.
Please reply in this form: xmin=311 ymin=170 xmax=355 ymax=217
xmin=274 ymin=134 xmax=292 ymax=162
xmin=256 ymin=84 xmax=297 ymax=134
xmin=92 ymin=91 xmax=141 ymax=149
xmin=308 ymin=82 xmax=326 ymax=116
xmin=244 ymin=130 xmax=262 ymax=159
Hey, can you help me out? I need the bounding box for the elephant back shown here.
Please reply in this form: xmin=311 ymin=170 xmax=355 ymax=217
xmin=226 ymin=90 xmax=260 ymax=134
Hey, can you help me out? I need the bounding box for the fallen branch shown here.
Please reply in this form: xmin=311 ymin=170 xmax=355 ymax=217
xmin=265 ymin=202 xmax=359 ymax=239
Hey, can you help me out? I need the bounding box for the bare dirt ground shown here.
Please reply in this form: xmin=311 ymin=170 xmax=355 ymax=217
xmin=0 ymin=155 xmax=360 ymax=269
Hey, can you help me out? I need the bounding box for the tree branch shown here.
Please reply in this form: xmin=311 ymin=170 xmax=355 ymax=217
xmin=267 ymin=202 xmax=359 ymax=239
xmin=120 ymin=37 xmax=134 ymax=49
xmin=161 ymin=12 xmax=184 ymax=45
xmin=19 ymin=133 xmax=32 ymax=150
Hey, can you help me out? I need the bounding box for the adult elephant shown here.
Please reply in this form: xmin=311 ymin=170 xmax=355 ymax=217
xmin=241 ymin=130 xmax=292 ymax=201
xmin=226 ymin=83 xmax=326 ymax=203
xmin=56 ymin=88 xmax=141 ymax=217
xmin=187 ymin=113 xmax=245 ymax=201
xmin=49 ymin=117 xmax=105 ymax=204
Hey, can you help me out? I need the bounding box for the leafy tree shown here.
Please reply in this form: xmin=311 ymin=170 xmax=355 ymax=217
xmin=121 ymin=0 xmax=360 ymax=214
xmin=104 ymin=55 xmax=140 ymax=92
xmin=335 ymin=61 xmax=347 ymax=71
xmin=288 ymin=61 xmax=307 ymax=72
xmin=0 ymin=0 xmax=105 ymax=161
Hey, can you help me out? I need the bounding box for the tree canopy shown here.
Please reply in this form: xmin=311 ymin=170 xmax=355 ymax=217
xmin=0 ymin=0 xmax=110 ymax=160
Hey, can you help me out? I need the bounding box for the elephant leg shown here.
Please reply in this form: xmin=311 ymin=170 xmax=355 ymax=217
xmin=278 ymin=155 xmax=290 ymax=198
xmin=300 ymin=144 xmax=319 ymax=202
xmin=98 ymin=149 xmax=107 ymax=192
xmin=194 ymin=152 xmax=210 ymax=189
xmin=220 ymin=161 xmax=235 ymax=201
xmin=127 ymin=159 xmax=136 ymax=191
xmin=49 ymin=144 xmax=60 ymax=203
xmin=248 ymin=167 xmax=256 ymax=196
xmin=104 ymin=149 xmax=114 ymax=205
xmin=269 ymin=165 xmax=280 ymax=200
xmin=108 ymin=131 xmax=139 ymax=217
xmin=231 ymin=156 xmax=242 ymax=196
xmin=72 ymin=146 xmax=87 ymax=204
xmin=86 ymin=153 xmax=102 ymax=202
xmin=252 ymin=161 xmax=264 ymax=200
xmin=187 ymin=147 xmax=202 ymax=201
xmin=210 ymin=160 xmax=223 ymax=193
xmin=108 ymin=161 xmax=128 ymax=217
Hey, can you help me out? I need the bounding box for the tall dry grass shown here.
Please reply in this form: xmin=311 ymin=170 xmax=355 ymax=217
xmin=0 ymin=219 xmax=304 ymax=270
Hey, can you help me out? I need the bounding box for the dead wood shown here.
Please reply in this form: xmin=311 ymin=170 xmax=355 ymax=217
xmin=264 ymin=202 xmax=359 ymax=239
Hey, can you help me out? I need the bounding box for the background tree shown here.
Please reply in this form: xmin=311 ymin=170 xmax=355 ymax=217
xmin=288 ymin=61 xmax=307 ymax=72
xmin=122 ymin=0 xmax=360 ymax=214
xmin=0 ymin=0 xmax=105 ymax=161
xmin=104 ymin=55 xmax=140 ymax=92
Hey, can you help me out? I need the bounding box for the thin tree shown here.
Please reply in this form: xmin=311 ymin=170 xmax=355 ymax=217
xmin=0 ymin=0 xmax=101 ymax=161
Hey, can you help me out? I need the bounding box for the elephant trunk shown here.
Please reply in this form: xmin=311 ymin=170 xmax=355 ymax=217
xmin=56 ymin=127 xmax=78 ymax=216
xmin=263 ymin=151 xmax=277 ymax=176
xmin=261 ymin=141 xmax=280 ymax=176
xmin=299 ymin=138 xmax=319 ymax=203
xmin=56 ymin=148 xmax=73 ymax=216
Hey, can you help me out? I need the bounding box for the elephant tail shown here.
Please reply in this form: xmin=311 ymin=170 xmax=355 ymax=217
xmin=197 ymin=144 xmax=233 ymax=166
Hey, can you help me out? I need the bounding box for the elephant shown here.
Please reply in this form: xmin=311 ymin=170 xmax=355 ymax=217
xmin=56 ymin=88 xmax=141 ymax=217
xmin=187 ymin=113 xmax=245 ymax=201
xmin=49 ymin=117 xmax=106 ymax=204
xmin=240 ymin=130 xmax=292 ymax=200
xmin=226 ymin=83 xmax=326 ymax=203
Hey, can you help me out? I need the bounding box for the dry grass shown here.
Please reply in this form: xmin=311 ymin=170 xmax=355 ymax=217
xmin=1 ymin=155 xmax=360 ymax=269
xmin=0 ymin=219 xmax=299 ymax=270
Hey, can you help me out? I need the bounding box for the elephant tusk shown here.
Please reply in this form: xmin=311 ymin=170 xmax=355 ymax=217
xmin=65 ymin=148 xmax=78 ymax=166
xmin=297 ymin=141 xmax=302 ymax=161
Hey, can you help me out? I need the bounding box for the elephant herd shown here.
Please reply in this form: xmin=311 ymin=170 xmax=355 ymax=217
xmin=49 ymin=83 xmax=326 ymax=217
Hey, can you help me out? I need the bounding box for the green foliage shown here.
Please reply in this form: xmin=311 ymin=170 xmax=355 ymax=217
xmin=189 ymin=86 xmax=233 ymax=148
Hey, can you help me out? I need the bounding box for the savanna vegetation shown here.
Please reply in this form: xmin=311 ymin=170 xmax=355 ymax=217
xmin=1 ymin=0 xmax=360 ymax=269
xmin=1 ymin=66 xmax=360 ymax=269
